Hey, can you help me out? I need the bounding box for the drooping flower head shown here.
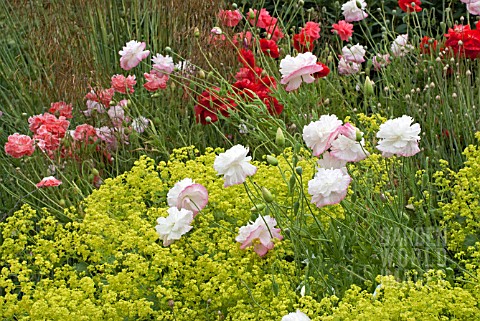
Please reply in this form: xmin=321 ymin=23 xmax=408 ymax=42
xmin=36 ymin=176 xmax=62 ymax=188
xmin=167 ymin=178 xmax=209 ymax=216
xmin=119 ymin=40 xmax=150 ymax=70
xmin=155 ymin=207 xmax=194 ymax=246
xmin=4 ymin=133 xmax=35 ymax=158
xmin=213 ymin=144 xmax=257 ymax=187
xmin=279 ymin=52 xmax=323 ymax=91
xmin=332 ymin=20 xmax=354 ymax=41
xmin=302 ymin=114 xmax=343 ymax=156
xmin=376 ymin=115 xmax=421 ymax=157
xmin=308 ymin=168 xmax=352 ymax=208
xmin=342 ymin=0 xmax=368 ymax=22
xmin=236 ymin=215 xmax=283 ymax=256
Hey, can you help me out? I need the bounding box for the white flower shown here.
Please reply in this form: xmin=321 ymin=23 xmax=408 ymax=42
xmin=281 ymin=310 xmax=311 ymax=321
xmin=391 ymin=34 xmax=413 ymax=57
xmin=152 ymin=54 xmax=175 ymax=75
xmin=338 ymin=57 xmax=361 ymax=75
xmin=308 ymin=168 xmax=351 ymax=208
xmin=213 ymin=145 xmax=257 ymax=187
xmin=211 ymin=26 xmax=223 ymax=35
xmin=107 ymin=105 xmax=126 ymax=127
xmin=342 ymin=44 xmax=366 ymax=63
xmin=131 ymin=116 xmax=150 ymax=133
xmin=342 ymin=0 xmax=368 ymax=22
xmin=330 ymin=123 xmax=369 ymax=162
xmin=376 ymin=115 xmax=421 ymax=157
xmin=317 ymin=151 xmax=348 ymax=174
xmin=119 ymin=40 xmax=150 ymax=70
xmin=167 ymin=178 xmax=209 ymax=216
xmin=279 ymin=52 xmax=323 ymax=91
xmin=155 ymin=207 xmax=194 ymax=246
xmin=302 ymin=114 xmax=343 ymax=156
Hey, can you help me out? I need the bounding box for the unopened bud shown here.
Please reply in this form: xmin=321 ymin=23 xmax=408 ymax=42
xmin=275 ymin=128 xmax=285 ymax=148
xmin=261 ymin=186 xmax=274 ymax=203
xmin=232 ymin=3 xmax=238 ymax=9
xmin=205 ymin=116 xmax=212 ymax=123
xmin=197 ymin=69 xmax=206 ymax=79
xmin=194 ymin=27 xmax=200 ymax=38
xmin=250 ymin=203 xmax=266 ymax=212
xmin=295 ymin=166 xmax=303 ymax=175
xmin=355 ymin=128 xmax=363 ymax=142
xmin=298 ymin=0 xmax=304 ymax=5
xmin=92 ymin=168 xmax=99 ymax=176
xmin=249 ymin=9 xmax=255 ymax=20
xmin=364 ymin=76 xmax=374 ymax=96
xmin=266 ymin=155 xmax=279 ymax=166
xmin=165 ymin=46 xmax=172 ymax=52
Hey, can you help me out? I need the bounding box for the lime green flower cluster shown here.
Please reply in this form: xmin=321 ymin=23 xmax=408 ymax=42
xmin=297 ymin=271 xmax=479 ymax=320
xmin=440 ymin=132 xmax=480 ymax=287
xmin=1 ymin=146 xmax=480 ymax=319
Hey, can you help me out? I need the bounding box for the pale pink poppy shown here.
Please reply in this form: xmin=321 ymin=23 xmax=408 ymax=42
xmin=236 ymin=215 xmax=283 ymax=256
xmin=338 ymin=57 xmax=361 ymax=75
xmin=151 ymin=54 xmax=175 ymax=75
xmin=279 ymin=52 xmax=323 ymax=91
xmin=302 ymin=114 xmax=343 ymax=156
xmin=143 ymin=72 xmax=169 ymax=92
xmin=167 ymin=178 xmax=208 ymax=216
xmin=342 ymin=0 xmax=368 ymax=22
xmin=119 ymin=40 xmax=150 ymax=70
xmin=330 ymin=123 xmax=369 ymax=162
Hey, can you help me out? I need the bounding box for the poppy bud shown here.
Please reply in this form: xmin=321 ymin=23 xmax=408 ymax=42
xmin=250 ymin=203 xmax=266 ymax=212
xmin=266 ymin=155 xmax=278 ymax=166
xmin=261 ymin=186 xmax=274 ymax=203
xmin=275 ymin=128 xmax=285 ymax=148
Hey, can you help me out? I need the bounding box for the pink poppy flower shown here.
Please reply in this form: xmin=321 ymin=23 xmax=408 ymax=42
xmin=143 ymin=72 xmax=169 ymax=92
xmin=72 ymin=124 xmax=98 ymax=143
xmin=302 ymin=21 xmax=321 ymax=40
xmin=302 ymin=114 xmax=343 ymax=156
xmin=236 ymin=215 xmax=283 ymax=257
xmin=248 ymin=8 xmax=273 ymax=29
xmin=119 ymin=40 xmax=150 ymax=70
xmin=36 ymin=176 xmax=62 ymax=188
xmin=49 ymin=101 xmax=73 ymax=119
xmin=308 ymin=168 xmax=351 ymax=208
xmin=4 ymin=133 xmax=35 ymax=158
xmin=218 ymin=9 xmax=242 ymax=27
xmin=279 ymin=52 xmax=323 ymax=91
xmin=111 ymin=74 xmax=136 ymax=94
xmin=83 ymin=100 xmax=106 ymax=117
xmin=167 ymin=178 xmax=209 ymax=216
xmin=331 ymin=20 xmax=354 ymax=41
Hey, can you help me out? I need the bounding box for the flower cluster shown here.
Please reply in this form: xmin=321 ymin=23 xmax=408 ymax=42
xmin=293 ymin=21 xmax=321 ymax=53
